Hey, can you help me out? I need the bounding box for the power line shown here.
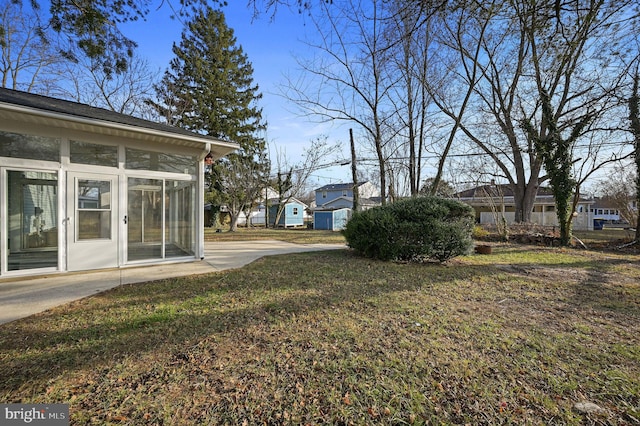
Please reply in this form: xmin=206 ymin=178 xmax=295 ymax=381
xmin=353 ymin=141 xmax=633 ymax=164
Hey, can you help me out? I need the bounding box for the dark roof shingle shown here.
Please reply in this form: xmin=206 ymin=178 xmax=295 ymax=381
xmin=315 ymin=181 xmax=370 ymax=192
xmin=0 ymin=87 xmax=222 ymax=141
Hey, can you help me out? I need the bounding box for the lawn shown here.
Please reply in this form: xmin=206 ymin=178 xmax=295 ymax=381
xmin=1 ymin=243 xmax=638 ymax=425
xmin=205 ymin=226 xmax=346 ymax=244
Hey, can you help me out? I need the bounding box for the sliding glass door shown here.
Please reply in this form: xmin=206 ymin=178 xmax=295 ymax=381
xmin=127 ymin=177 xmax=195 ymax=262
xmin=165 ymin=180 xmax=195 ymax=258
xmin=6 ymin=170 xmax=58 ymax=271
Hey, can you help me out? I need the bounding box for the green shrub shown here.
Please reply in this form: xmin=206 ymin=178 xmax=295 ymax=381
xmin=472 ymin=225 xmax=489 ymax=239
xmin=342 ymin=197 xmax=475 ymax=262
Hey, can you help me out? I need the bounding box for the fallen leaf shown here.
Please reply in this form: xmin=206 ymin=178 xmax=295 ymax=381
xmin=108 ymin=415 xmax=128 ymax=422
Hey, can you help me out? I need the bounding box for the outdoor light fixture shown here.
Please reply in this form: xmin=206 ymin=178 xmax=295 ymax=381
xmin=204 ymin=152 xmax=214 ymax=165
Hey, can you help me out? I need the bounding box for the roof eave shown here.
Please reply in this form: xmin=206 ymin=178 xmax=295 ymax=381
xmin=0 ymin=101 xmax=239 ymax=158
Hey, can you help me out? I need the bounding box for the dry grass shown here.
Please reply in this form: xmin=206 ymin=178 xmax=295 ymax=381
xmin=1 ymin=245 xmax=638 ymax=425
xmin=205 ymin=227 xmax=346 ymax=244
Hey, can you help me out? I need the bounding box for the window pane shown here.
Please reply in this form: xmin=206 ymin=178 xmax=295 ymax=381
xmin=78 ymin=211 xmax=111 ymax=239
xmin=78 ymin=180 xmax=111 ymax=209
xmin=165 ymin=180 xmax=195 ymax=258
xmin=127 ymin=178 xmax=163 ymax=261
xmin=125 ymin=148 xmax=196 ymax=174
xmin=0 ymin=131 xmax=60 ymax=161
xmin=7 ymin=170 xmax=58 ymax=271
xmin=70 ymin=141 xmax=118 ymax=167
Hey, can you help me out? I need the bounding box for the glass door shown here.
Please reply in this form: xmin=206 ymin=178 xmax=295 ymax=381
xmin=5 ymin=170 xmax=59 ymax=272
xmin=67 ymin=173 xmax=118 ymax=271
xmin=127 ymin=178 xmax=163 ymax=261
xmin=126 ymin=177 xmax=196 ymax=262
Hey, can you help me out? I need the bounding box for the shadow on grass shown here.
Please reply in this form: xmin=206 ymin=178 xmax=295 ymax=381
xmin=485 ymin=248 xmax=640 ymax=317
xmin=0 ymin=251 xmax=475 ymax=395
xmin=1 ymin=248 xmax=638 ymax=398
xmin=571 ymin=259 xmax=640 ymax=317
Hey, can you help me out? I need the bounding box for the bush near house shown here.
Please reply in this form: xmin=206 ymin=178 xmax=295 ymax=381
xmin=343 ymin=196 xmax=475 ymax=262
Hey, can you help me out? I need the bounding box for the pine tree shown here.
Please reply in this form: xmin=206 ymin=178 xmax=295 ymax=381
xmin=152 ymin=8 xmax=264 ymax=146
xmin=149 ymin=7 xmax=269 ymax=231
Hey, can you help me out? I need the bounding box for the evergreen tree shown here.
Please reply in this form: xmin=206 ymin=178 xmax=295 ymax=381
xmin=2 ymin=1 xmax=317 ymax=75
xmin=149 ymin=7 xmax=269 ymax=231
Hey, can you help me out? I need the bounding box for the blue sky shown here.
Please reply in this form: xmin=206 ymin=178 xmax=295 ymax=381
xmin=121 ymin=2 xmax=354 ymax=187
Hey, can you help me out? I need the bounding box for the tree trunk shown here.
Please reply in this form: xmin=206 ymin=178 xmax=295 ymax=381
xmin=229 ymin=213 xmax=240 ymax=232
xmin=273 ymin=205 xmax=285 ymax=228
xmin=512 ymin=180 xmax=538 ymax=223
xmin=375 ymin=133 xmax=387 ymax=205
xmin=629 ymin=73 xmax=640 ymax=242
xmin=350 ymin=128 xmax=360 ymax=211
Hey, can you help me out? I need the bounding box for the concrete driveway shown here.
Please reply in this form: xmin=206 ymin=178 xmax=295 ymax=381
xmin=0 ymin=240 xmax=345 ymax=325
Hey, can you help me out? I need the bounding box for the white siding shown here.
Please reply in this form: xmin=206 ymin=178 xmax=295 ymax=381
xmin=479 ymin=210 xmax=593 ymax=231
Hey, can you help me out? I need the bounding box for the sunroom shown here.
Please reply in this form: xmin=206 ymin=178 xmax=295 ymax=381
xmin=0 ymin=88 xmax=238 ymax=278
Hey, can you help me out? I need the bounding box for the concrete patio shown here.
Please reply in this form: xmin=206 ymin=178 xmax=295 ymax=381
xmin=0 ymin=240 xmax=345 ymax=325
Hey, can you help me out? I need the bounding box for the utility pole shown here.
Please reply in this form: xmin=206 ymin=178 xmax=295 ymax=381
xmin=350 ymin=128 xmax=359 ymax=211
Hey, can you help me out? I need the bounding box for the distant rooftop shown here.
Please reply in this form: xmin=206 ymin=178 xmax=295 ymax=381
xmin=454 ymin=184 xmax=554 ymax=198
xmin=315 ymin=181 xmax=369 ymax=192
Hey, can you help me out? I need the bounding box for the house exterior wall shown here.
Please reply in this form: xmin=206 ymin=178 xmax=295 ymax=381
xmin=315 ymin=182 xmax=380 ymax=207
xmin=591 ymin=207 xmax=621 ymax=221
xmin=322 ymin=197 xmax=353 ymax=210
xmin=457 ymin=190 xmax=595 ymax=231
xmin=357 ymin=182 xmax=380 ymax=199
xmin=479 ymin=205 xmax=593 ymax=231
xmin=0 ymin=96 xmax=235 ymax=278
xmin=316 ymin=188 xmax=350 ymax=206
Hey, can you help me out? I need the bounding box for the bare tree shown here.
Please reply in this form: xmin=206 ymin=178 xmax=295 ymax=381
xmin=208 ymin=152 xmax=269 ymax=232
xmin=0 ymin=0 xmax=65 ymax=93
xmin=283 ymin=0 xmax=395 ymax=205
xmin=422 ymin=1 xmax=491 ymax=198
xmin=419 ymin=0 xmax=638 ymax=230
xmin=271 ymin=136 xmax=342 ymax=225
xmin=384 ymin=1 xmax=437 ymax=197
xmin=0 ymin=0 xmax=159 ymax=117
xmin=55 ymin=53 xmax=160 ymax=116
xmin=629 ymin=70 xmax=640 ymax=240
xmin=518 ymin=1 xmax=638 ymax=244
xmin=597 ymin=162 xmax=638 ymax=231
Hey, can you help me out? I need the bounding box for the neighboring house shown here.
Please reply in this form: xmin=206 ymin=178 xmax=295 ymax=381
xmin=314 ymin=181 xmax=381 ymax=210
xmin=0 ymin=87 xmax=237 ymax=278
xmin=241 ymin=193 xmax=313 ymax=227
xmin=453 ymin=184 xmax=596 ymax=231
xmin=208 ymin=187 xmax=281 ymax=228
xmin=312 ymin=181 xmax=381 ymax=231
xmin=593 ymin=207 xmax=622 ymax=222
xmin=590 ymin=196 xmax=638 ymax=229
xmin=590 ymin=198 xmax=623 ymax=222
xmin=267 ymin=197 xmax=307 ymax=228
